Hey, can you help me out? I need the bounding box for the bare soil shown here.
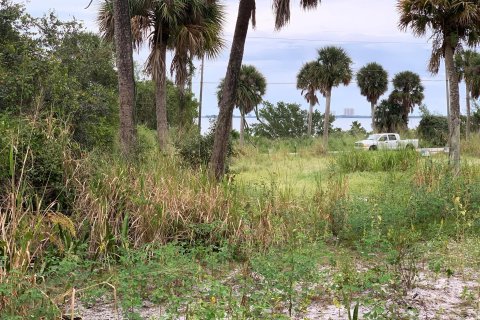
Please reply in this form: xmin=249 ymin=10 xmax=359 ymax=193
xmin=68 ymin=269 xmax=480 ymax=320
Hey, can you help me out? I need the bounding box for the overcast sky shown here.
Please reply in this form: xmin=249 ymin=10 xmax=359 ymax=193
xmin=22 ymin=0 xmax=462 ymax=131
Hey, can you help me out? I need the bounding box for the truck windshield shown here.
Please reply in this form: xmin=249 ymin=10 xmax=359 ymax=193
xmin=366 ymin=134 xmax=381 ymax=140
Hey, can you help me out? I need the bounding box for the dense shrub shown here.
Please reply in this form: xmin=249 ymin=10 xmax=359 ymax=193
xmin=251 ymin=101 xmax=335 ymax=138
xmin=176 ymin=122 xmax=234 ymax=170
xmin=417 ymin=114 xmax=448 ymax=147
xmin=0 ymin=115 xmax=79 ymax=211
xmin=135 ymin=80 xmax=199 ymax=130
xmin=0 ymin=3 xmax=119 ymax=150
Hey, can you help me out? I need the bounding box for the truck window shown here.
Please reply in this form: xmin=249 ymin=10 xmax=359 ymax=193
xmin=388 ymin=134 xmax=397 ymax=141
xmin=378 ymin=136 xmax=387 ymax=142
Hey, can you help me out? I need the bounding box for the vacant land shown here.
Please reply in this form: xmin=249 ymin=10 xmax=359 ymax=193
xmin=5 ymin=136 xmax=480 ymax=320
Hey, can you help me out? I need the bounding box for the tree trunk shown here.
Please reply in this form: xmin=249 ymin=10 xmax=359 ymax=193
xmin=371 ymin=101 xmax=376 ymax=133
xmin=322 ymin=89 xmax=332 ymax=150
xmin=156 ymin=42 xmax=168 ymax=150
xmin=113 ymin=0 xmax=136 ymax=156
xmin=445 ymin=61 xmax=451 ymax=148
xmin=466 ymin=85 xmax=471 ymax=140
xmin=209 ymin=0 xmax=255 ymax=180
xmin=240 ymin=112 xmax=245 ymax=146
xmin=402 ymin=108 xmax=409 ymax=132
xmin=198 ymin=54 xmax=205 ymax=133
xmin=444 ymin=43 xmax=461 ymax=174
xmin=307 ymin=96 xmax=314 ymax=136
xmin=178 ymin=84 xmax=187 ymax=130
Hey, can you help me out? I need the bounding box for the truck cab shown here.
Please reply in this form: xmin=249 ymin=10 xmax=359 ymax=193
xmin=355 ymin=133 xmax=418 ymax=151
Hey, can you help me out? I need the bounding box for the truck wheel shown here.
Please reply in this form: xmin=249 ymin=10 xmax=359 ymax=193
xmin=369 ymin=145 xmax=377 ymax=151
xmin=406 ymin=144 xmax=414 ymax=150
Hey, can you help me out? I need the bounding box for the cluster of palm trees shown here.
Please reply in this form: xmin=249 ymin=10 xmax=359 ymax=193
xmin=296 ymin=48 xmax=426 ymax=146
xmin=109 ymin=0 xmax=480 ymax=179
xmin=296 ymin=47 xmax=352 ymax=149
xmin=398 ymin=0 xmax=480 ymax=173
xmin=101 ymin=0 xmax=224 ymax=152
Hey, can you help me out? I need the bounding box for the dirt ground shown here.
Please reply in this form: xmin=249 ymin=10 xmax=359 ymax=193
xmin=67 ymin=268 xmax=480 ymax=320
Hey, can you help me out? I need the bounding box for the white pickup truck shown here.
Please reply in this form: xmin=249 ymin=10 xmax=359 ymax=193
xmin=354 ymin=133 xmax=419 ymax=151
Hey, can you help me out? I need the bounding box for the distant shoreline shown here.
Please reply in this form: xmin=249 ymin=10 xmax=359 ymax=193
xmin=202 ymin=115 xmax=424 ymax=119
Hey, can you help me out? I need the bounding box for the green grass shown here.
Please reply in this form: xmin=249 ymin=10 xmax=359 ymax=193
xmin=231 ymin=143 xmax=414 ymax=198
xmin=231 ymin=151 xmax=330 ymax=195
xmin=3 ymin=125 xmax=480 ymax=319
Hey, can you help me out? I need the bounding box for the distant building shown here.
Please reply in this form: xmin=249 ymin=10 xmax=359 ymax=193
xmin=344 ymin=108 xmax=355 ymax=116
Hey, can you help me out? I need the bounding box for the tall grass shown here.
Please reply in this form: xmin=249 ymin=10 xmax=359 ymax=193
xmin=2 ymin=118 xmax=480 ymax=317
xmin=462 ymin=133 xmax=480 ymax=158
xmin=0 ymin=115 xmax=78 ymax=317
xmin=333 ymin=149 xmax=420 ymax=173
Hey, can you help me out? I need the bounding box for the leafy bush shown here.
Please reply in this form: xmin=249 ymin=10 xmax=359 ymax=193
xmin=135 ymin=79 xmax=199 ymax=130
xmin=417 ymin=113 xmax=448 ymax=147
xmin=374 ymin=99 xmax=403 ymax=133
xmin=0 ymin=3 xmax=119 ymax=150
xmin=0 ymin=115 xmax=79 ymax=211
xmin=251 ymin=101 xmax=335 ymax=138
xmin=176 ymin=122 xmax=234 ymax=170
xmin=348 ymin=121 xmax=367 ymax=136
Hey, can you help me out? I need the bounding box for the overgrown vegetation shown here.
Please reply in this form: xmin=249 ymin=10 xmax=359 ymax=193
xmin=3 ymin=1 xmax=480 ymax=319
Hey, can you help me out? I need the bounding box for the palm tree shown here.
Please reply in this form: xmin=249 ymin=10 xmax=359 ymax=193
xmin=356 ymin=62 xmax=389 ymax=132
xmin=398 ymin=0 xmax=480 ymax=172
xmin=297 ymin=61 xmax=322 ymax=136
xmin=209 ymin=0 xmax=322 ymax=180
xmin=99 ymin=0 xmax=224 ymax=150
xmin=217 ymin=65 xmax=266 ymax=146
xmin=455 ymin=50 xmax=480 ymax=139
xmin=111 ymin=0 xmax=136 ymax=156
xmin=316 ymin=46 xmax=353 ymax=149
xmin=389 ymin=71 xmax=424 ymax=131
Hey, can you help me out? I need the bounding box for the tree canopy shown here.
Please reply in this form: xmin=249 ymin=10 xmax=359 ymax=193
xmin=356 ymin=62 xmax=389 ymax=131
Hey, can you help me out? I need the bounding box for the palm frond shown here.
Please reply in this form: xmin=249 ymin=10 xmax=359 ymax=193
xmin=274 ymin=0 xmax=321 ymax=30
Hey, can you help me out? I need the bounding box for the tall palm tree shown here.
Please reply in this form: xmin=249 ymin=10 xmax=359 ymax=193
xmin=111 ymin=0 xmax=136 ymax=156
xmin=217 ymin=65 xmax=266 ymax=146
xmin=389 ymin=71 xmax=424 ymax=131
xmin=209 ymin=0 xmax=322 ymax=180
xmin=316 ymin=46 xmax=353 ymax=149
xmin=99 ymin=0 xmax=224 ymax=150
xmin=297 ymin=61 xmax=322 ymax=136
xmin=455 ymin=50 xmax=480 ymax=139
xmin=356 ymin=62 xmax=389 ymax=132
xmin=398 ymin=0 xmax=480 ymax=172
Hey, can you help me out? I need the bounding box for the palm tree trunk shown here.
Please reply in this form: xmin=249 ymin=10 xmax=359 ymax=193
xmin=198 ymin=54 xmax=205 ymax=133
xmin=240 ymin=112 xmax=245 ymax=146
xmin=178 ymin=84 xmax=187 ymax=130
xmin=156 ymin=42 xmax=168 ymax=150
xmin=444 ymin=43 xmax=461 ymax=173
xmin=466 ymin=85 xmax=471 ymax=140
xmin=322 ymin=89 xmax=332 ymax=150
xmin=445 ymin=61 xmax=451 ymax=148
xmin=371 ymin=101 xmax=376 ymax=133
xmin=113 ymin=0 xmax=136 ymax=156
xmin=209 ymin=0 xmax=255 ymax=180
xmin=307 ymin=97 xmax=314 ymax=136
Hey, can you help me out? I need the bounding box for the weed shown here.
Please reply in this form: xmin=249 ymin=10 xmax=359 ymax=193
xmin=334 ymin=149 xmax=419 ymax=173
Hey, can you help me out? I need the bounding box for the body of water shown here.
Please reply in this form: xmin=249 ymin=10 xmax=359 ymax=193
xmin=200 ymin=116 xmax=422 ymax=135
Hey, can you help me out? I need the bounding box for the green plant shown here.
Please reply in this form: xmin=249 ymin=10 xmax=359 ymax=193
xmin=386 ymin=228 xmax=422 ymax=294
xmin=176 ymin=121 xmax=234 ymax=170
xmin=334 ymin=149 xmax=419 ymax=173
xmin=251 ymin=101 xmax=335 ymax=138
xmin=417 ymin=111 xmax=449 ymax=147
